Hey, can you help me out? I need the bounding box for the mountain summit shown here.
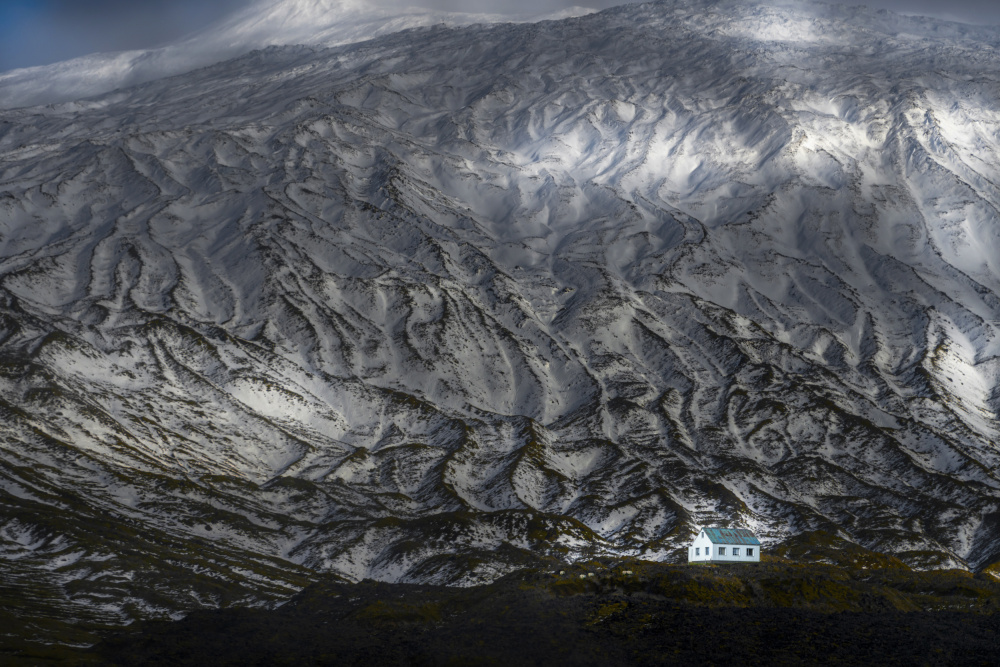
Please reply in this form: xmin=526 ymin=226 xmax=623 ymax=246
xmin=3 ymin=0 xmax=1000 ymax=647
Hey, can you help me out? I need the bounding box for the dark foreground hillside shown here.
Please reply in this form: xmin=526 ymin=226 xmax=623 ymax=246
xmin=17 ymin=558 xmax=998 ymax=666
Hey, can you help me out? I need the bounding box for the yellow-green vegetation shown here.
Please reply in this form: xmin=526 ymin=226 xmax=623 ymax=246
xmin=755 ymin=573 xmax=864 ymax=611
xmin=89 ymin=560 xmax=1000 ymax=666
xmin=9 ymin=524 xmax=1000 ymax=666
xmin=979 ymin=560 xmax=1000 ymax=581
xmin=647 ymin=567 xmax=756 ymax=606
xmin=353 ymin=600 xmax=443 ymax=625
xmin=545 ymin=555 xmax=1000 ymax=615
xmin=588 ymin=601 xmax=628 ymax=625
xmin=769 ymin=529 xmax=910 ymax=570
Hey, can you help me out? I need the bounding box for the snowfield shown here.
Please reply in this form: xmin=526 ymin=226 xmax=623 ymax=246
xmin=4 ymin=0 xmax=1000 ymax=637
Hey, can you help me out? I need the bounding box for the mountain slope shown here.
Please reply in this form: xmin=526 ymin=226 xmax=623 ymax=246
xmin=4 ymin=0 xmax=1000 ymax=645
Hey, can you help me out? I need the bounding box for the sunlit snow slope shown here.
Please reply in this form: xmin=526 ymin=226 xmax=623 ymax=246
xmin=4 ymin=0 xmax=1000 ymax=641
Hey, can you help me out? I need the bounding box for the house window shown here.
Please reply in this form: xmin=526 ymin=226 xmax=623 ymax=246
xmin=733 ymin=548 xmax=740 ymax=557
xmin=695 ymin=547 xmax=700 ymax=556
xmin=747 ymin=548 xmax=754 ymax=557
xmin=718 ymin=547 xmax=725 ymax=556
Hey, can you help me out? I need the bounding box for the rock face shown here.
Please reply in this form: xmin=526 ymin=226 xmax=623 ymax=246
xmin=4 ymin=0 xmax=1000 ymax=633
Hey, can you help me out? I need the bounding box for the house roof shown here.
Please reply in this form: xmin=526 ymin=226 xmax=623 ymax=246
xmin=701 ymin=527 xmax=761 ymax=546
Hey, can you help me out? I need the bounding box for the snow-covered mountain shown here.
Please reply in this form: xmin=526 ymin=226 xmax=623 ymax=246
xmin=0 ymin=0 xmax=593 ymax=109
xmin=4 ymin=0 xmax=1000 ymax=643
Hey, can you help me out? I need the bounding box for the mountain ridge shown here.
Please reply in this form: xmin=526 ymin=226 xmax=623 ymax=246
xmin=0 ymin=0 xmax=595 ymax=109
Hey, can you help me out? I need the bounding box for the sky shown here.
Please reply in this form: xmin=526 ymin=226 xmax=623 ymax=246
xmin=1 ymin=0 xmax=999 ymax=74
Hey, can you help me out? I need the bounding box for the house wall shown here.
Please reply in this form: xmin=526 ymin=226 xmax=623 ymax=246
xmin=706 ymin=544 xmax=760 ymax=562
xmin=688 ymin=534 xmax=715 ymax=562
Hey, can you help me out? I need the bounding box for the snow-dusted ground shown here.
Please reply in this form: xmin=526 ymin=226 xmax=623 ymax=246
xmin=4 ymin=0 xmax=1000 ymax=638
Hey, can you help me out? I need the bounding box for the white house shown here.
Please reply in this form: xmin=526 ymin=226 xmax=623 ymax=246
xmin=688 ymin=527 xmax=761 ymax=563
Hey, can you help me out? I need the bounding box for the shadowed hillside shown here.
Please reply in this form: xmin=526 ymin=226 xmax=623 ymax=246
xmin=88 ymin=559 xmax=1000 ymax=666
xmin=7 ymin=555 xmax=1000 ymax=665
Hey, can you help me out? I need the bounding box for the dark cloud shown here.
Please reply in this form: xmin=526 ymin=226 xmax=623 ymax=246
xmin=2 ymin=0 xmax=999 ymax=74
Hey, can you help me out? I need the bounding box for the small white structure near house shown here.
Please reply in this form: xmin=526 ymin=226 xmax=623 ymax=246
xmin=688 ymin=527 xmax=761 ymax=563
